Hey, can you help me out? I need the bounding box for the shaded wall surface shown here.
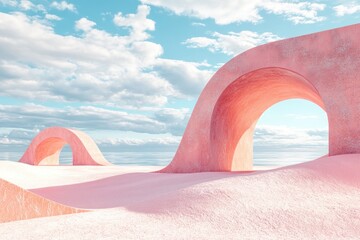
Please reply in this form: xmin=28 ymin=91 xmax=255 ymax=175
xmin=162 ymin=24 xmax=360 ymax=172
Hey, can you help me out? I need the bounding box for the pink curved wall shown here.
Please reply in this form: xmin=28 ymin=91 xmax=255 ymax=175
xmin=161 ymin=23 xmax=360 ymax=173
xmin=210 ymin=68 xmax=326 ymax=171
xmin=19 ymin=127 xmax=111 ymax=166
xmin=0 ymin=178 xmax=85 ymax=223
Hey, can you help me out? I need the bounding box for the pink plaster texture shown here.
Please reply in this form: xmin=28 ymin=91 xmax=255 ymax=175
xmin=162 ymin=23 xmax=360 ymax=172
xmin=0 ymin=154 xmax=360 ymax=238
xmin=0 ymin=178 xmax=85 ymax=223
xmin=19 ymin=127 xmax=111 ymax=166
xmin=0 ymin=25 xmax=360 ymax=237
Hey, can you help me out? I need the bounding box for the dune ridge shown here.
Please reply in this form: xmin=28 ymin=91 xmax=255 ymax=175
xmin=0 ymin=154 xmax=359 ymax=239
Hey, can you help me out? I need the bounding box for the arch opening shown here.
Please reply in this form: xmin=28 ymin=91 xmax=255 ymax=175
xmin=252 ymin=99 xmax=328 ymax=169
xmin=58 ymin=144 xmax=73 ymax=165
xmin=210 ymin=67 xmax=328 ymax=171
xmin=35 ymin=138 xmax=74 ymax=165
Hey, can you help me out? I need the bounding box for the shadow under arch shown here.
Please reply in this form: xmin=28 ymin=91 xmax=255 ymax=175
xmin=210 ymin=67 xmax=327 ymax=171
xmin=19 ymin=127 xmax=111 ymax=166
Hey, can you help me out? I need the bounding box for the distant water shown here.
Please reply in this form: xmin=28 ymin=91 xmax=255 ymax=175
xmin=253 ymin=150 xmax=327 ymax=166
xmin=0 ymin=149 xmax=327 ymax=167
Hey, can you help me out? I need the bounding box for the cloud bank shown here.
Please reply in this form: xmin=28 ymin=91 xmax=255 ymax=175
xmin=184 ymin=31 xmax=282 ymax=56
xmin=140 ymin=0 xmax=326 ymax=24
xmin=0 ymin=9 xmax=212 ymax=107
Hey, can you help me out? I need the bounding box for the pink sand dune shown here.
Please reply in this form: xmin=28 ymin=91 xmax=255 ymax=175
xmin=28 ymin=153 xmax=360 ymax=210
xmin=1 ymin=23 xmax=359 ymax=239
xmin=0 ymin=154 xmax=360 ymax=239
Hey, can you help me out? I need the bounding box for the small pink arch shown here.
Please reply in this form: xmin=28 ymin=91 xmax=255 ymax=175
xmin=19 ymin=127 xmax=111 ymax=166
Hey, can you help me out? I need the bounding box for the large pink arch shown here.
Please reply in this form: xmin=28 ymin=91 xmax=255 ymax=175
xmin=161 ymin=24 xmax=360 ymax=173
xmin=210 ymin=67 xmax=326 ymax=171
xmin=19 ymin=127 xmax=111 ymax=166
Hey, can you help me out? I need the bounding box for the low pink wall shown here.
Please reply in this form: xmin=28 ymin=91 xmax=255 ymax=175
xmin=0 ymin=178 xmax=85 ymax=223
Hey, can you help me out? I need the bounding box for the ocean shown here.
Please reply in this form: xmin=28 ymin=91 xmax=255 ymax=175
xmin=0 ymin=147 xmax=328 ymax=167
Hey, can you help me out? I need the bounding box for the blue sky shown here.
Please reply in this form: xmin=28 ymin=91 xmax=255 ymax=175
xmin=0 ymin=0 xmax=359 ymax=164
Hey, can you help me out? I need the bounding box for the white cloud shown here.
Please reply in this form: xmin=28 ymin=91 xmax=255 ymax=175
xmin=114 ymin=5 xmax=155 ymax=41
xmin=7 ymin=129 xmax=39 ymax=141
xmin=153 ymin=107 xmax=190 ymax=135
xmin=0 ymin=128 xmax=181 ymax=153
xmin=19 ymin=0 xmax=33 ymax=10
xmin=0 ymin=12 xmax=211 ymax=107
xmin=333 ymin=3 xmax=360 ymax=16
xmin=45 ymin=13 xmax=62 ymax=21
xmin=0 ymin=0 xmax=18 ymax=7
xmin=253 ymin=125 xmax=328 ymax=166
xmin=263 ymin=2 xmax=326 ymax=24
xmin=154 ymin=59 xmax=213 ymax=97
xmin=0 ymin=129 xmax=38 ymax=148
xmin=191 ymin=22 xmax=206 ymax=27
xmin=184 ymin=31 xmax=282 ymax=56
xmin=0 ymin=119 xmax=329 ymax=155
xmin=0 ymin=137 xmax=24 ymax=145
xmin=0 ymin=101 xmax=189 ymax=153
xmin=285 ymin=114 xmax=319 ymax=120
xmin=140 ymin=0 xmax=326 ymax=24
xmin=254 ymin=125 xmax=328 ymax=148
xmin=0 ymin=104 xmax=190 ymax=136
xmin=140 ymin=0 xmax=263 ymax=24
xmin=50 ymin=1 xmax=76 ymax=12
xmin=1 ymin=0 xmax=45 ymax=11
xmin=0 ymin=102 xmax=187 ymax=153
xmin=97 ymin=136 xmax=180 ymax=152
xmin=75 ymin=17 xmax=96 ymax=32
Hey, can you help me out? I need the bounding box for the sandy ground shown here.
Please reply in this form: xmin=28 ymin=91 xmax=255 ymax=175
xmin=0 ymin=155 xmax=360 ymax=239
